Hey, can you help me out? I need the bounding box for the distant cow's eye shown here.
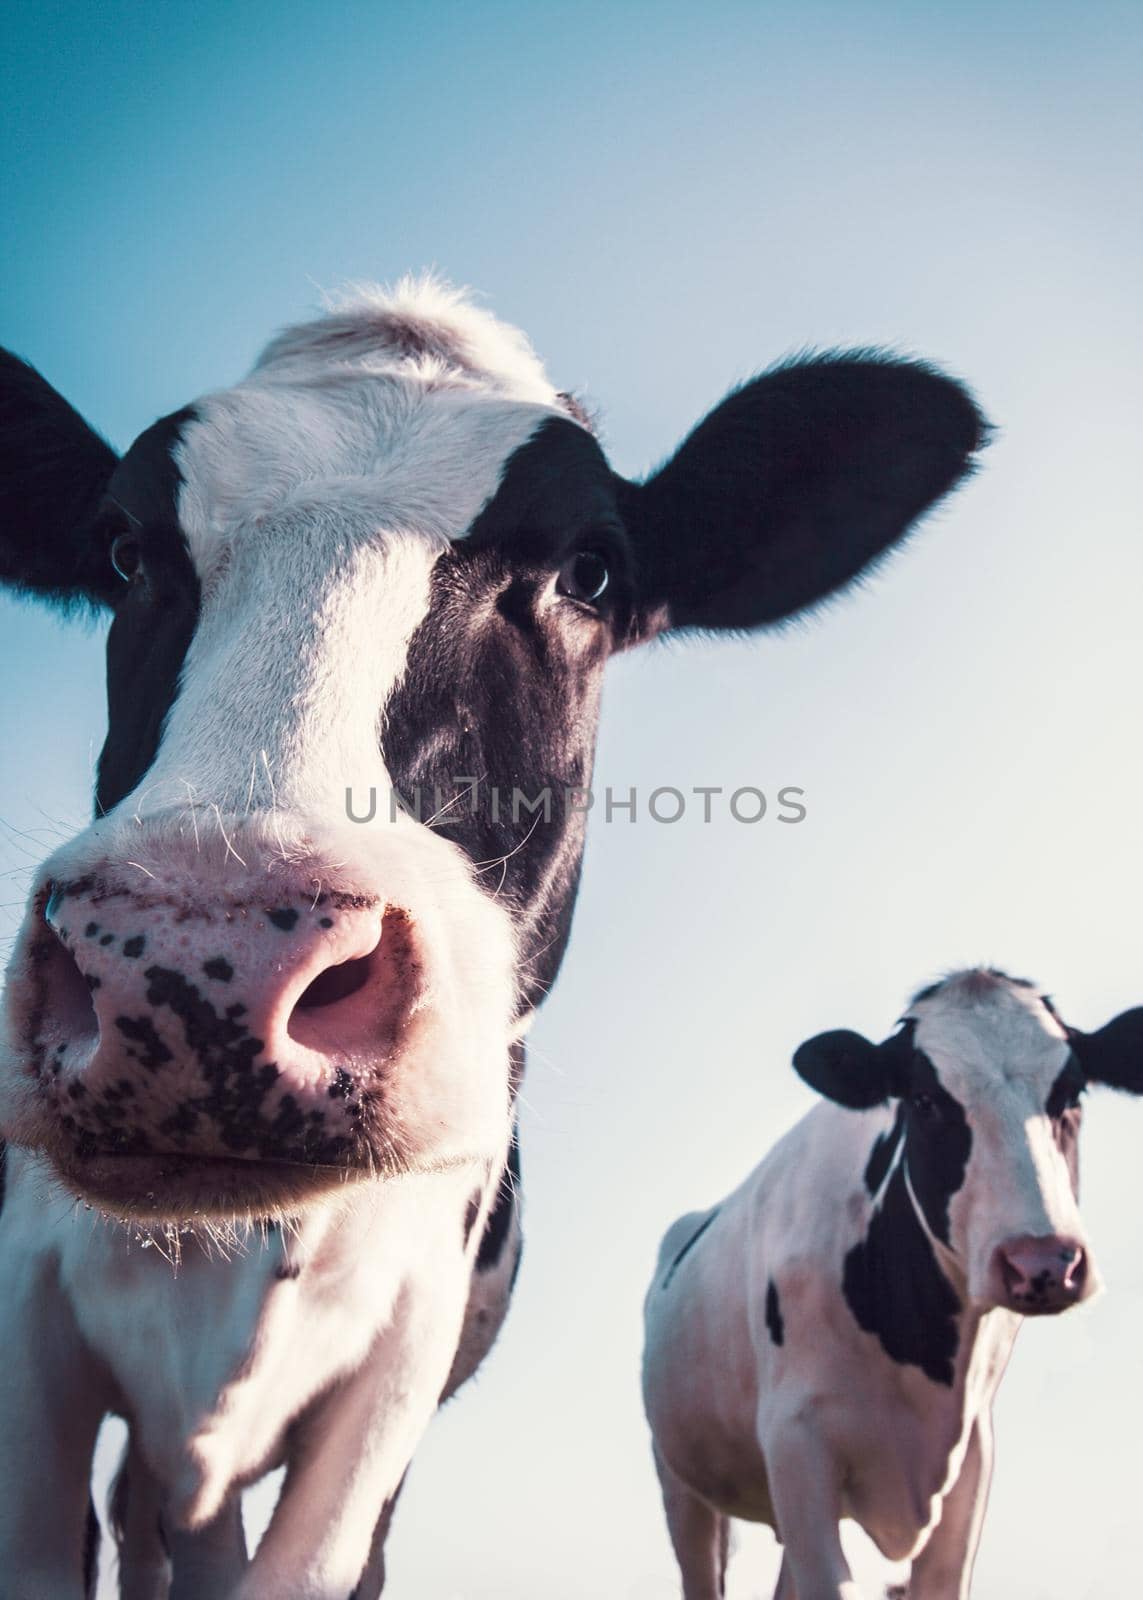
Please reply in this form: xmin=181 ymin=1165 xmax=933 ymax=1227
xmin=557 ymin=550 xmax=610 ymax=606
xmin=110 ymin=532 xmax=142 ymax=583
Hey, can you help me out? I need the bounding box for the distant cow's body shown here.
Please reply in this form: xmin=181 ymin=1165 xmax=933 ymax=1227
xmin=643 ymin=970 xmax=1143 ymax=1600
xmin=0 ymin=280 xmax=986 ymax=1598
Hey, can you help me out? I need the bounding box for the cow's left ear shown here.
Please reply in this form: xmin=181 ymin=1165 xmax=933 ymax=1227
xmin=1069 ymin=1007 xmax=1143 ymax=1095
xmin=793 ymin=1025 xmax=913 ymax=1110
xmin=615 ymin=352 xmax=988 ymax=636
xmin=0 ymin=349 xmax=121 ymax=608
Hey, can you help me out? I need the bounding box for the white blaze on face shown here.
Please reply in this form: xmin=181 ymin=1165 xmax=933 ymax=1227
xmin=908 ymin=977 xmax=1091 ymax=1302
xmin=116 ymin=387 xmax=555 ymax=821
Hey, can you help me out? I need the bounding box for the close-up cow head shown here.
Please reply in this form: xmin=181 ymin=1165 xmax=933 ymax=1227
xmin=0 ymin=280 xmax=986 ymax=1225
xmin=795 ymin=969 xmax=1143 ymax=1318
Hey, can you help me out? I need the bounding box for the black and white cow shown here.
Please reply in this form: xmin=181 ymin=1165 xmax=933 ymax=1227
xmin=0 ymin=279 xmax=985 ymax=1599
xmin=643 ymin=968 xmax=1143 ymax=1600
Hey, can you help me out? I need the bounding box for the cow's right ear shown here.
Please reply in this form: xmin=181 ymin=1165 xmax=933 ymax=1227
xmin=0 ymin=349 xmax=121 ymax=607
xmin=793 ymin=1026 xmax=910 ymax=1109
xmin=1070 ymin=1007 xmax=1143 ymax=1095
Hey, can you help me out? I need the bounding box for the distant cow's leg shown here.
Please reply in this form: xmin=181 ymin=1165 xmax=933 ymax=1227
xmin=773 ymin=1552 xmax=797 ymax=1599
xmin=906 ymin=1420 xmax=993 ymax=1600
xmin=763 ymin=1419 xmax=861 ymax=1600
xmin=0 ymin=1225 xmax=108 ymax=1598
xmin=653 ymin=1446 xmax=730 ymax=1600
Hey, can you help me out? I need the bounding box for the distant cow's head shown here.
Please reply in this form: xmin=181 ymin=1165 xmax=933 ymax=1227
xmin=1 ymin=280 xmax=985 ymax=1222
xmin=796 ymin=969 xmax=1143 ymax=1316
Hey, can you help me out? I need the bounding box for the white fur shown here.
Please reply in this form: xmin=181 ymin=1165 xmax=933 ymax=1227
xmin=0 ymin=1142 xmax=508 ymax=1599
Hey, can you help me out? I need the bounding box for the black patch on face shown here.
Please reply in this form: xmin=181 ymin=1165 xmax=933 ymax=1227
xmin=95 ymin=409 xmax=201 ymax=814
xmin=122 ymin=935 xmax=146 ymax=958
xmin=382 ymin=418 xmax=631 ymax=1007
xmin=843 ymin=1156 xmax=962 ymax=1386
xmin=900 ymin=1050 xmax=972 ymax=1247
xmin=475 ymin=1129 xmax=521 ymax=1272
xmin=1047 ymin=1054 xmax=1084 ymax=1120
xmin=661 ymin=1208 xmax=720 ymax=1289
xmin=764 ymin=1278 xmax=784 ymax=1346
xmin=1047 ymin=1054 xmax=1084 ymax=1198
xmin=267 ymin=908 xmax=299 ymax=932
xmin=863 ymin=1104 xmax=905 ymax=1195
xmin=843 ymin=1048 xmax=971 ymax=1386
xmin=202 ymin=956 xmax=234 ymax=982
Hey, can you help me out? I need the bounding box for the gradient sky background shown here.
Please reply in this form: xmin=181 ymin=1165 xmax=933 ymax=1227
xmin=3 ymin=3 xmax=1142 ymax=1595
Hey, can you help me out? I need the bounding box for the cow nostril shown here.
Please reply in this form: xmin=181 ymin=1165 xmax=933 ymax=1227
xmin=1063 ymin=1247 xmax=1086 ymax=1291
xmin=40 ymin=933 xmax=100 ymax=1045
xmin=294 ymin=953 xmax=374 ymax=1011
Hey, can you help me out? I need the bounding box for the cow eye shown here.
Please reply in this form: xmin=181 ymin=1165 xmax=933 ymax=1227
xmin=557 ymin=550 xmax=609 ymax=606
xmin=110 ymin=532 xmax=143 ymax=583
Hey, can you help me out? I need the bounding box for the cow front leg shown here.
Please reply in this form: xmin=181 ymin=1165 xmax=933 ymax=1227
xmin=111 ymin=1439 xmax=170 ymax=1600
xmin=905 ymin=1419 xmax=993 ymax=1600
xmin=235 ymin=1275 xmax=468 ymax=1600
xmin=166 ymin=1498 xmax=248 ymax=1600
xmin=653 ymin=1445 xmax=730 ymax=1600
xmin=0 ymin=1239 xmax=108 ymax=1598
xmin=763 ymin=1416 xmax=861 ymax=1600
xmin=345 ymin=1473 xmax=407 ymax=1600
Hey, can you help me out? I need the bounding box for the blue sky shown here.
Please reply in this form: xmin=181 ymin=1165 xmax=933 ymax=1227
xmin=3 ymin=3 xmax=1142 ymax=1595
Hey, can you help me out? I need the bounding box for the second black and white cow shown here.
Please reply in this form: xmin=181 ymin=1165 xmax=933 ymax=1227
xmin=643 ymin=968 xmax=1143 ymax=1600
xmin=0 ymin=278 xmax=985 ymax=1598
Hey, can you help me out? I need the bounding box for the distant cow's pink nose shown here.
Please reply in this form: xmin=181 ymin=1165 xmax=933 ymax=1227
xmin=991 ymin=1235 xmax=1088 ymax=1314
xmin=28 ymin=876 xmax=419 ymax=1168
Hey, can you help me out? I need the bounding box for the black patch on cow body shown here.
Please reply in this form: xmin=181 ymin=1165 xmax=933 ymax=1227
xmin=764 ymin=1278 xmax=785 ymax=1346
xmin=476 ymin=1130 xmax=520 ymax=1272
xmin=662 ymin=1209 xmax=720 ymax=1289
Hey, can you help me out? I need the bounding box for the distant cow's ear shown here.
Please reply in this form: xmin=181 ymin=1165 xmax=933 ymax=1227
xmin=793 ymin=1024 xmax=914 ymax=1110
xmin=616 ymin=352 xmax=988 ymax=636
xmin=0 ymin=349 xmax=121 ymax=607
xmin=1070 ymin=1007 xmax=1143 ymax=1095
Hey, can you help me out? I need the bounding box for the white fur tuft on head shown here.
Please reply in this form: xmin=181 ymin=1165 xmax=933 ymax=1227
xmin=252 ymin=274 xmax=560 ymax=406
